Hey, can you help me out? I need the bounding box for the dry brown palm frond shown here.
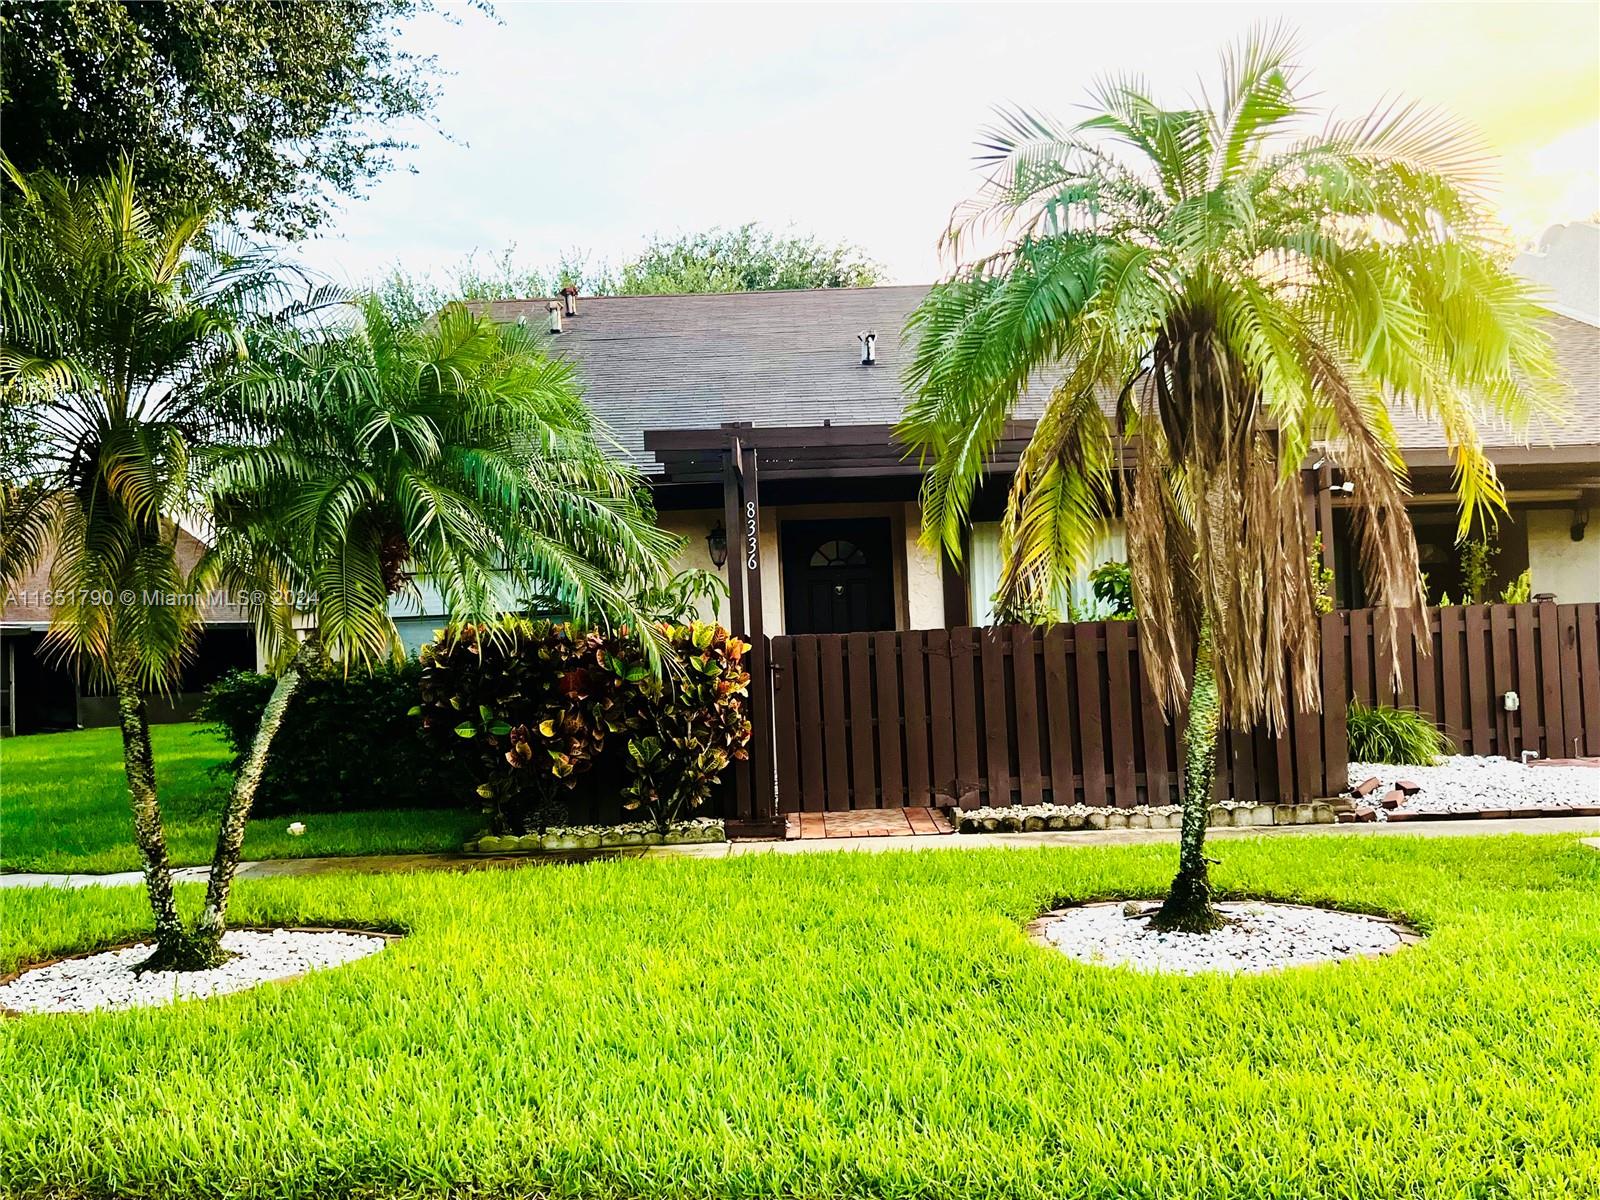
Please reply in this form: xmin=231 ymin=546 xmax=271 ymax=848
xmin=1306 ymin=340 xmax=1427 ymax=688
xmin=1124 ymin=396 xmax=1199 ymax=713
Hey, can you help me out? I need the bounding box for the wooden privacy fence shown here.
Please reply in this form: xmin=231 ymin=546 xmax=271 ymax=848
xmin=766 ymin=619 xmax=1342 ymax=813
xmin=1336 ymin=601 xmax=1600 ymax=762
xmin=755 ymin=603 xmax=1600 ymax=815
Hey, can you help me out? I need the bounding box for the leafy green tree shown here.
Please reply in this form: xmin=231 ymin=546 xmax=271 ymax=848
xmin=1 ymin=161 xmax=675 ymax=968
xmin=374 ymin=224 xmax=883 ymax=322
xmin=614 ymin=224 xmax=882 ymax=294
xmin=900 ymin=29 xmax=1557 ymax=929
xmin=0 ymin=0 xmax=446 ymax=237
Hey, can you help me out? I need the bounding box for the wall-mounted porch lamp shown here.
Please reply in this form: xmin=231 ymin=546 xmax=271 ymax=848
xmin=706 ymin=521 xmax=728 ymax=569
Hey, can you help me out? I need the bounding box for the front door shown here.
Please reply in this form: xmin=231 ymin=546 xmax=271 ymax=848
xmin=780 ymin=518 xmax=896 ymax=634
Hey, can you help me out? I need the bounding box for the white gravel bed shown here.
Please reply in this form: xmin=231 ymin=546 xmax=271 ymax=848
xmin=1033 ymin=901 xmax=1404 ymax=975
xmin=0 ymin=929 xmax=388 ymax=1014
xmin=1348 ymin=756 xmax=1600 ymax=816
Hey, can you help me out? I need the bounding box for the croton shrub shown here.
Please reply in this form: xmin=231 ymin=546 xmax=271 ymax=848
xmin=416 ymin=617 xmax=751 ymax=832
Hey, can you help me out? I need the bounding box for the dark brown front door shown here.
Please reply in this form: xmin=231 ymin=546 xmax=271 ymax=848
xmin=780 ymin=518 xmax=895 ymax=634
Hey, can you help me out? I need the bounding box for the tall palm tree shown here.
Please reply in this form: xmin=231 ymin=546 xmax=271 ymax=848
xmin=195 ymin=296 xmax=677 ymax=953
xmin=900 ymin=29 xmax=1558 ymax=930
xmin=1 ymin=158 xmax=296 ymax=965
xmin=1 ymin=161 xmax=675 ymax=968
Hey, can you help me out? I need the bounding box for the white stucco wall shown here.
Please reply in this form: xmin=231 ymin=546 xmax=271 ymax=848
xmin=656 ymin=508 xmax=732 ymax=624
xmin=1527 ymin=509 xmax=1600 ymax=603
xmin=903 ymin=501 xmax=946 ymax=630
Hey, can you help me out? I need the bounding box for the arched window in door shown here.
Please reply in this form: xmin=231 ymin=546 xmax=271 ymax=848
xmin=809 ymin=539 xmax=867 ymax=569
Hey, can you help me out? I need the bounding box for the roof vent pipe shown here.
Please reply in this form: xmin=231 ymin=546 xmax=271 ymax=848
xmin=859 ymin=330 xmax=877 ymax=366
xmin=561 ymin=285 xmax=578 ymax=317
xmin=547 ymin=301 xmax=562 ymax=334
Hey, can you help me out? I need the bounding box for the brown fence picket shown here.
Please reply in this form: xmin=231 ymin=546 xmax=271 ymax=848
xmin=1138 ymin=631 xmax=1171 ymax=806
xmin=845 ymin=633 xmax=877 ymax=808
xmin=1437 ymin=606 xmax=1467 ymax=748
xmin=1073 ymin=622 xmax=1109 ymax=805
xmin=873 ymin=631 xmax=905 ymax=808
xmin=1321 ymin=612 xmax=1347 ymax=792
xmin=1103 ymin=621 xmax=1138 ymax=806
xmin=1464 ymin=605 xmax=1493 ymax=755
xmin=980 ymin=628 xmax=1010 ymax=806
xmin=818 ymin=635 xmax=850 ymax=810
xmin=1513 ymin=606 xmax=1540 ymax=754
xmin=792 ymin=636 xmax=824 ymax=812
xmin=770 ymin=636 xmax=801 ymax=813
xmin=900 ymin=631 xmax=931 ymax=804
xmin=1578 ymin=605 xmax=1600 ymax=757
xmin=1043 ymin=625 xmax=1076 ymax=805
xmin=925 ymin=628 xmax=957 ymax=802
xmin=950 ymin=628 xmax=982 ymax=805
xmin=1012 ymin=626 xmax=1044 ymax=806
xmin=1490 ymin=605 xmax=1515 ymax=757
xmin=1558 ymin=605 xmax=1584 ymax=759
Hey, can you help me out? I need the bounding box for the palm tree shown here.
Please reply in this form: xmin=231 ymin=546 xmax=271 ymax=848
xmin=899 ymin=29 xmax=1558 ymax=930
xmin=1 ymin=158 xmax=299 ymax=966
xmin=1 ymin=160 xmax=674 ymax=968
xmin=195 ymin=296 xmax=677 ymax=953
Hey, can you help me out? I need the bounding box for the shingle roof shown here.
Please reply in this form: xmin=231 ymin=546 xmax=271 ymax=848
xmin=484 ymin=288 xmax=1600 ymax=470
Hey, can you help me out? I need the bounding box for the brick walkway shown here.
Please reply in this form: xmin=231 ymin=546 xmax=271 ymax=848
xmin=784 ymin=807 xmax=956 ymax=840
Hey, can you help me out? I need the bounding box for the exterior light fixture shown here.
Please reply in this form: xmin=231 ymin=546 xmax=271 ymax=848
xmin=1572 ymin=507 xmax=1589 ymax=542
xmin=706 ymin=521 xmax=728 ymax=569
xmin=1337 ymin=480 xmax=1355 ymax=495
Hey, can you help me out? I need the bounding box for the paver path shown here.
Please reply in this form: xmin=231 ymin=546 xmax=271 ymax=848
xmin=4 ymin=815 xmax=1597 ymax=889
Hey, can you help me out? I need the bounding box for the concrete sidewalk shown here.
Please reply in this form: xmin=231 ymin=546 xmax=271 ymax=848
xmin=5 ymin=814 xmax=1599 ymax=890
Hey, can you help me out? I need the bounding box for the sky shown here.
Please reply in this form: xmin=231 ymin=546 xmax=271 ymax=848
xmin=297 ymin=1 xmax=1600 ymax=291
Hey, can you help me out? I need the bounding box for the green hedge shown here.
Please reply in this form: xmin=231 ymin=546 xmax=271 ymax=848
xmin=200 ymin=665 xmax=470 ymax=816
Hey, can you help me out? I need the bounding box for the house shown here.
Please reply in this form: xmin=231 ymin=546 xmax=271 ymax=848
xmin=430 ymin=269 xmax=1599 ymax=650
xmin=0 ymin=523 xmax=260 ymax=735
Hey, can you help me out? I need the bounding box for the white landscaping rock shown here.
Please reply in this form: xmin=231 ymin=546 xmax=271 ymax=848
xmin=1348 ymin=756 xmax=1600 ymax=816
xmin=1033 ymin=901 xmax=1404 ymax=975
xmin=0 ymin=929 xmax=388 ymax=1014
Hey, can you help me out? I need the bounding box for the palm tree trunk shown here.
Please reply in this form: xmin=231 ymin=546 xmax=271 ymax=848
xmin=191 ymin=636 xmax=316 ymax=958
xmin=1151 ymin=623 xmax=1225 ymax=932
xmin=111 ymin=653 xmax=193 ymax=967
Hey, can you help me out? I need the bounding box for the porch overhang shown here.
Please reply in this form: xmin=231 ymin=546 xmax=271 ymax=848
xmin=641 ymin=421 xmax=1039 ymax=486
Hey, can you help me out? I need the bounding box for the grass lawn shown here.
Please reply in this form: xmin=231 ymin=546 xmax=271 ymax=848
xmin=3 ymin=836 xmax=1597 ymax=1199
xmin=0 ymin=724 xmax=477 ymax=875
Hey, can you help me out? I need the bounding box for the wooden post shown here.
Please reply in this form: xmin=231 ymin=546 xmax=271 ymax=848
xmin=721 ymin=437 xmax=750 ymax=818
xmin=740 ymin=444 xmax=776 ymax=821
xmin=721 ymin=439 xmax=745 ymax=638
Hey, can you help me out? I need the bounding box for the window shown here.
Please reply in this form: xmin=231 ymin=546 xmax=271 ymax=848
xmin=809 ymin=539 xmax=867 ymax=569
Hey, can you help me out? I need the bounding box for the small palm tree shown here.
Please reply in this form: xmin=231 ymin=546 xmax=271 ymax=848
xmin=900 ymin=29 xmax=1557 ymax=929
xmin=1 ymin=161 xmax=675 ymax=968
xmin=1 ymin=158 xmax=298 ymax=965
xmin=196 ymin=297 xmax=677 ymax=952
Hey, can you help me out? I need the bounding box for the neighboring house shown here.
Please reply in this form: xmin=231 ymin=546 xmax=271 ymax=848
xmin=403 ymin=270 xmax=1600 ymax=648
xmin=0 ymin=524 xmax=258 ymax=735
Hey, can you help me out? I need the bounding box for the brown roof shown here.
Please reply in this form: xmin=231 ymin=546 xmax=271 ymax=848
xmin=1 ymin=526 xmax=248 ymax=627
xmin=488 ymin=288 xmax=1599 ymax=470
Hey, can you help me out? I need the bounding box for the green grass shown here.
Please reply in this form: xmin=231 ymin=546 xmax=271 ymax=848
xmin=3 ymin=836 xmax=1597 ymax=1198
xmin=0 ymin=724 xmax=477 ymax=874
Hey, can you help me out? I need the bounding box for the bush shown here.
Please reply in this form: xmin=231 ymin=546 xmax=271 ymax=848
xmin=1346 ymin=700 xmax=1455 ymax=766
xmin=200 ymin=665 xmax=470 ymax=816
xmin=417 ymin=618 xmax=751 ymax=834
